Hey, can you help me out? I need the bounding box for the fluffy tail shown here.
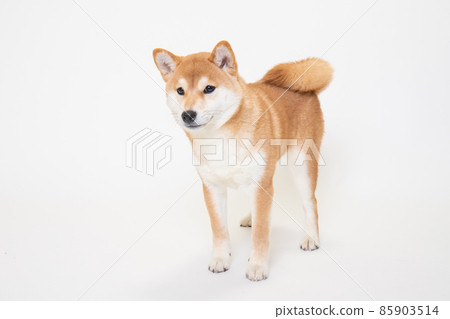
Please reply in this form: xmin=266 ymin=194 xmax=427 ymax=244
xmin=261 ymin=58 xmax=333 ymax=94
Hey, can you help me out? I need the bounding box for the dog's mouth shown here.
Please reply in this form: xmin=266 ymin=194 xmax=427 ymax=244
xmin=184 ymin=116 xmax=213 ymax=130
xmin=184 ymin=123 xmax=206 ymax=129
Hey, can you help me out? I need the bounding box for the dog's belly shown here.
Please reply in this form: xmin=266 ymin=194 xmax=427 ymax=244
xmin=197 ymin=156 xmax=266 ymax=189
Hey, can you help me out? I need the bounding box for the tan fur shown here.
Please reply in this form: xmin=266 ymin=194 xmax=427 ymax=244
xmin=261 ymin=58 xmax=333 ymax=94
xmin=153 ymin=41 xmax=332 ymax=281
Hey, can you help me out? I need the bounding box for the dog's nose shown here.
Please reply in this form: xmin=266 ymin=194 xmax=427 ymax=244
xmin=181 ymin=110 xmax=197 ymax=124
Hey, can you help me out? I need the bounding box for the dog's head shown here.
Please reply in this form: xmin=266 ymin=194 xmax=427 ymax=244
xmin=153 ymin=41 xmax=242 ymax=132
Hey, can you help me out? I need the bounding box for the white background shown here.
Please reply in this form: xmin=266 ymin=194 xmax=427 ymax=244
xmin=0 ymin=0 xmax=449 ymax=300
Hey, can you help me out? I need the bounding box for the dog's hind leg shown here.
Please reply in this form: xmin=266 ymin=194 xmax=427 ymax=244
xmin=288 ymin=148 xmax=320 ymax=251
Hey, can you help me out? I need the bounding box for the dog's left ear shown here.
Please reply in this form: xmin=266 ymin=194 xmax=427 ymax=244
xmin=209 ymin=41 xmax=238 ymax=75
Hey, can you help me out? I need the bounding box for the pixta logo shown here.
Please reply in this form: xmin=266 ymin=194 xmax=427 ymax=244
xmin=126 ymin=128 xmax=172 ymax=175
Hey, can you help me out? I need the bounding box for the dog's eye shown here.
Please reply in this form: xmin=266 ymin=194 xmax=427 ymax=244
xmin=203 ymin=85 xmax=216 ymax=94
xmin=176 ymin=87 xmax=184 ymax=95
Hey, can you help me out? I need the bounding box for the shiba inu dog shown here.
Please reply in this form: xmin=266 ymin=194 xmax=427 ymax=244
xmin=153 ymin=41 xmax=332 ymax=281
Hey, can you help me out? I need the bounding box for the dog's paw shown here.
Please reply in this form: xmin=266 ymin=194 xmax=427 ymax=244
xmin=240 ymin=213 xmax=252 ymax=227
xmin=208 ymin=254 xmax=231 ymax=273
xmin=300 ymin=237 xmax=319 ymax=251
xmin=245 ymin=262 xmax=268 ymax=281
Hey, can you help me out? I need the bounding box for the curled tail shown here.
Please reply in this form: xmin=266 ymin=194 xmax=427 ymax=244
xmin=261 ymin=58 xmax=333 ymax=94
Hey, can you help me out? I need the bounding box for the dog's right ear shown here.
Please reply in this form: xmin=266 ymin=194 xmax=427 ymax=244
xmin=153 ymin=48 xmax=181 ymax=82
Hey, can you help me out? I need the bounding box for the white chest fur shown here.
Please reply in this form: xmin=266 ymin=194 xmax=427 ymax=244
xmin=192 ymin=131 xmax=266 ymax=189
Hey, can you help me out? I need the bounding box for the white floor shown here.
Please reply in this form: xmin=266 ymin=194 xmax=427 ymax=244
xmin=1 ymin=0 xmax=450 ymax=300
xmin=1 ymin=164 xmax=449 ymax=300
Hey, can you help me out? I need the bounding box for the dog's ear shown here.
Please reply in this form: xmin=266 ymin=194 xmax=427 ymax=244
xmin=209 ymin=41 xmax=237 ymax=75
xmin=153 ymin=48 xmax=181 ymax=82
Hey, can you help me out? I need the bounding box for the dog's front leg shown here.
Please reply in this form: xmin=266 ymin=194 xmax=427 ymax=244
xmin=202 ymin=182 xmax=231 ymax=273
xmin=246 ymin=180 xmax=273 ymax=281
